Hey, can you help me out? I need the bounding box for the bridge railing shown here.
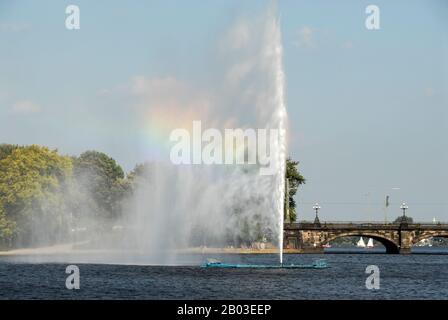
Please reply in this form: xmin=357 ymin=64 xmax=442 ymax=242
xmin=294 ymin=221 xmax=448 ymax=228
xmin=298 ymin=220 xmax=393 ymax=224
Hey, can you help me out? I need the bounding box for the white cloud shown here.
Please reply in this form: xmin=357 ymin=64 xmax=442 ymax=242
xmin=97 ymin=88 xmax=111 ymax=96
xmin=342 ymin=41 xmax=354 ymax=49
xmin=126 ymin=75 xmax=212 ymax=130
xmin=11 ymin=100 xmax=40 ymax=114
xmin=0 ymin=22 xmax=30 ymax=32
xmin=226 ymin=60 xmax=255 ymax=84
xmin=226 ymin=20 xmax=251 ymax=50
xmin=293 ymin=26 xmax=315 ymax=48
xmin=130 ymin=75 xmax=188 ymax=99
xmin=424 ymin=87 xmax=435 ymax=97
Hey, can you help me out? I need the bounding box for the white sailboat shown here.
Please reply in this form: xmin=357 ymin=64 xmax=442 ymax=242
xmin=356 ymin=237 xmax=366 ymax=248
xmin=366 ymin=238 xmax=374 ymax=248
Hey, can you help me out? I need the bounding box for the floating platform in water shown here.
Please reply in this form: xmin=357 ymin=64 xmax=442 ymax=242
xmin=201 ymin=259 xmax=328 ymax=269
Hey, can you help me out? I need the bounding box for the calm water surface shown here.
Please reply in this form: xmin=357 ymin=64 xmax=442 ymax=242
xmin=1 ymin=251 xmax=447 ymax=299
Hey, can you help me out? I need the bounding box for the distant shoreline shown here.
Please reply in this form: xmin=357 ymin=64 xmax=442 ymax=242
xmin=2 ymin=245 xmax=446 ymax=257
xmin=0 ymin=244 xmax=307 ymax=256
xmin=177 ymin=248 xmax=305 ymax=254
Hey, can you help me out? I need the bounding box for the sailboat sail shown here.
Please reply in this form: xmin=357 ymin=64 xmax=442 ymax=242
xmin=356 ymin=237 xmax=366 ymax=248
xmin=367 ymin=238 xmax=374 ymax=248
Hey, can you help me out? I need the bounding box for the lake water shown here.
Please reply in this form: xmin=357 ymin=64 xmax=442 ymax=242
xmin=1 ymin=251 xmax=447 ymax=299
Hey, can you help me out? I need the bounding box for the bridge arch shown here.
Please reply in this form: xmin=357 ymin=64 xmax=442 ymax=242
xmin=325 ymin=232 xmax=399 ymax=254
xmin=412 ymin=231 xmax=448 ymax=246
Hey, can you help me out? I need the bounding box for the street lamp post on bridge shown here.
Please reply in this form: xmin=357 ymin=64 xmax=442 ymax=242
xmin=400 ymin=202 xmax=408 ymax=218
xmin=313 ymin=203 xmax=321 ymax=226
xmin=399 ymin=202 xmax=409 ymax=226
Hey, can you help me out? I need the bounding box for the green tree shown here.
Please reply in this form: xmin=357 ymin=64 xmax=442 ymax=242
xmin=0 ymin=208 xmax=16 ymax=248
xmin=125 ymin=162 xmax=155 ymax=193
xmin=0 ymin=145 xmax=73 ymax=246
xmin=72 ymin=151 xmax=126 ymax=221
xmin=0 ymin=144 xmax=21 ymax=161
xmin=393 ymin=215 xmax=413 ymax=224
xmin=285 ymin=158 xmax=306 ymax=222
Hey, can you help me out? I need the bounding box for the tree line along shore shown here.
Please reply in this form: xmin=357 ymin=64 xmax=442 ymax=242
xmin=0 ymin=144 xmax=305 ymax=250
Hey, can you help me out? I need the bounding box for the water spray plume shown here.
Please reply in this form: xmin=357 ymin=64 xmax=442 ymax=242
xmin=11 ymin=5 xmax=288 ymax=266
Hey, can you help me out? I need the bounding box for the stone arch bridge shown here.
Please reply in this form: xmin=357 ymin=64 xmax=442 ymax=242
xmin=284 ymin=222 xmax=448 ymax=254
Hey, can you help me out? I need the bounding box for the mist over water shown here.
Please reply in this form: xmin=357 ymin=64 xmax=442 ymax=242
xmin=7 ymin=6 xmax=288 ymax=266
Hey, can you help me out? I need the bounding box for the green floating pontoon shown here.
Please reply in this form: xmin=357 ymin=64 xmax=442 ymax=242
xmin=201 ymin=259 xmax=328 ymax=269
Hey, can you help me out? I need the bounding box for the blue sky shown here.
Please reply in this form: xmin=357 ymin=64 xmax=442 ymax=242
xmin=1 ymin=0 xmax=447 ymax=221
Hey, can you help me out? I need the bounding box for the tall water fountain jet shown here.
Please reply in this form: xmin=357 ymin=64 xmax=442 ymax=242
xmin=119 ymin=6 xmax=290 ymax=266
xmin=32 ymin=5 xmax=290 ymax=266
xmin=267 ymin=13 xmax=288 ymax=265
xmin=6 ymin=5 xmax=291 ymax=267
